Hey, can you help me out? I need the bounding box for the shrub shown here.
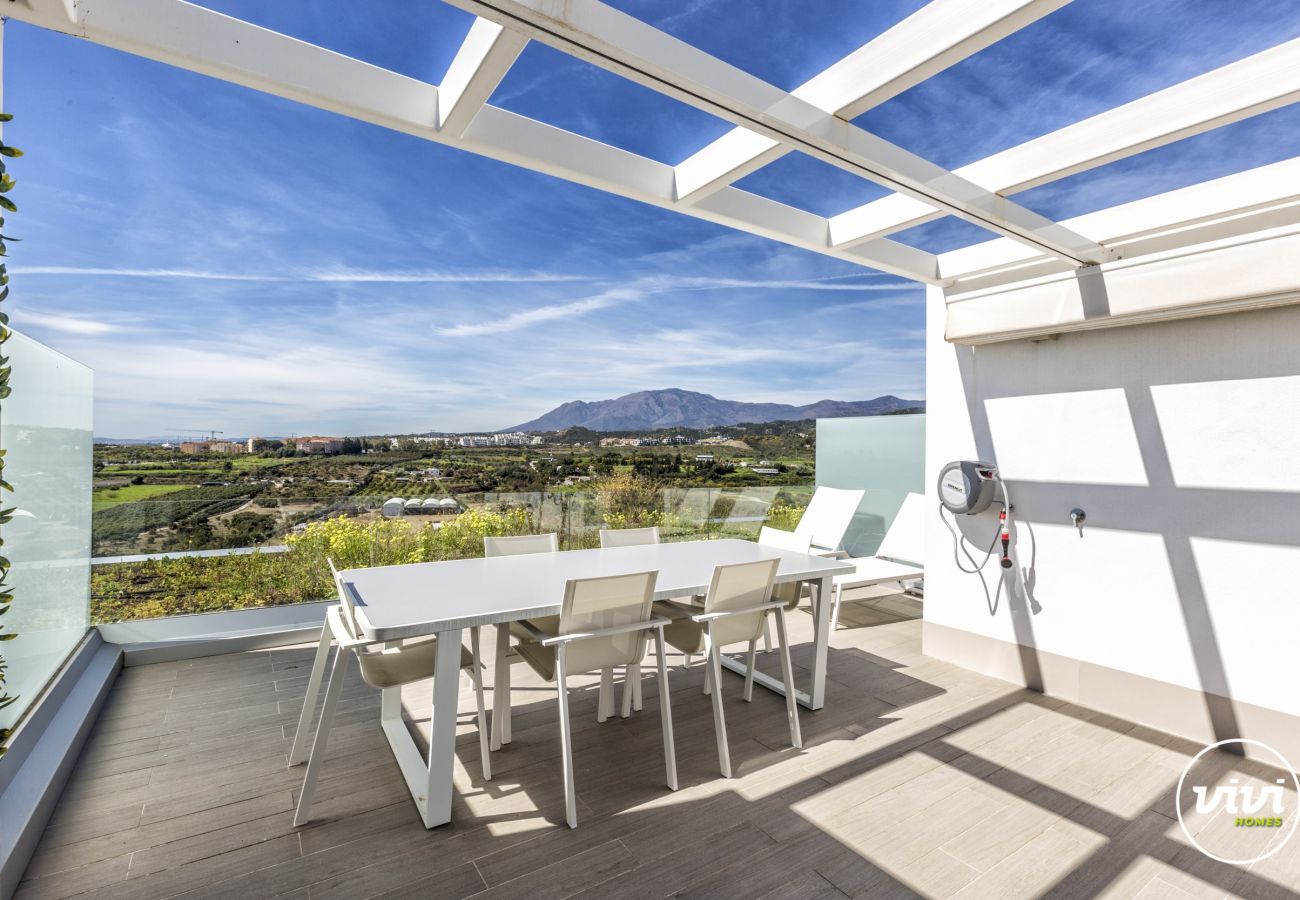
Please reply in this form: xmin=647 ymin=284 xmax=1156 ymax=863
xmin=764 ymin=503 xmax=806 ymax=532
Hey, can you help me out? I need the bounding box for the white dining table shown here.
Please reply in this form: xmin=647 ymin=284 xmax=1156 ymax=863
xmin=340 ymin=538 xmax=853 ymax=828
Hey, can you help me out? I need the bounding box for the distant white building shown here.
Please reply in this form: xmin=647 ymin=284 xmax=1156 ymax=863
xmin=296 ymin=436 xmax=343 ymax=454
xmin=458 ymin=435 xmax=493 ymax=448
xmin=492 ymin=432 xmax=529 ymax=446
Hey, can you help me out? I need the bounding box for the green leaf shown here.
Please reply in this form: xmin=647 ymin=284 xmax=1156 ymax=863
xmin=0 ymin=196 xmax=17 ymax=213
xmin=0 ymin=235 xmax=21 ymax=242
xmin=0 ymin=146 xmax=24 ymax=158
xmin=0 ymin=113 xmax=13 ymax=122
xmin=0 ymin=633 xmax=17 ymax=641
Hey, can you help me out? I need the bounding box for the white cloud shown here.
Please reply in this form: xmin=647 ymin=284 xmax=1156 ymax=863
xmin=14 ymin=309 xmax=120 ymax=335
xmin=13 ymin=266 xmax=589 ymax=284
xmin=433 ymin=274 xmax=916 ymax=338
xmin=436 ymin=288 xmax=643 ymax=337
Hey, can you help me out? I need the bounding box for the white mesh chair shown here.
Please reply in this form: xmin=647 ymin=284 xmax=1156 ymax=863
xmin=485 ymin=532 xmax=559 ymax=749
xmin=512 ymin=571 xmax=676 ymax=828
xmin=599 ymin=525 xmax=660 ymax=548
xmin=598 ymin=525 xmax=660 ymax=714
xmin=829 ymin=492 xmax=925 ymax=630
xmin=757 ymin=525 xmax=814 ymax=651
xmin=289 ymin=559 xmax=490 ymax=826
xmin=655 ymin=558 xmax=800 ymax=778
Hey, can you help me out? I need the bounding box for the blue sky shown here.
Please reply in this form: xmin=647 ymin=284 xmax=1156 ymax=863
xmin=7 ymin=0 xmax=1298 ymax=437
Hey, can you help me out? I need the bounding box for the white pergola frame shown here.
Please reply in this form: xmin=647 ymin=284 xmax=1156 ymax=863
xmin=8 ymin=0 xmax=1300 ymax=298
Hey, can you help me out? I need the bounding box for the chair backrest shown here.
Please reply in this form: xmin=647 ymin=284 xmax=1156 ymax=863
xmin=483 ymin=532 xmax=559 ymax=557
xmin=327 ymin=557 xmax=360 ymax=640
xmin=873 ymin=492 xmax=926 ymax=567
xmin=758 ymin=527 xmax=811 ymax=609
xmin=758 ymin=526 xmax=812 ymax=554
xmin=793 ymin=486 xmax=866 ymax=553
xmin=599 ymin=525 xmax=660 ymax=548
xmin=703 ymin=558 xmax=779 ymax=648
xmin=558 ymin=570 xmax=657 ymax=676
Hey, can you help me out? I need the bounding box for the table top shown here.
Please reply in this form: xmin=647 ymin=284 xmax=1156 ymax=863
xmin=343 ymin=538 xmax=854 ymax=640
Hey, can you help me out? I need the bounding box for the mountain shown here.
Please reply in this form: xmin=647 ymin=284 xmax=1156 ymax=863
xmin=506 ymin=388 xmax=923 ymax=432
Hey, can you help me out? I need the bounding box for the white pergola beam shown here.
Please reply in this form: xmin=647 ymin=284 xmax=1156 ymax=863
xmin=673 ymin=0 xmax=1070 ymax=204
xmin=20 ymin=0 xmax=443 ymax=137
xmin=463 ymin=108 xmax=940 ymax=280
xmin=4 ymin=0 xmax=942 ymax=282
xmin=437 ymin=17 xmax=528 ymax=137
xmin=938 ymin=156 xmax=1300 ymax=287
xmin=443 ymin=0 xmax=1110 ymax=266
xmin=830 ymin=37 xmax=1300 ymax=248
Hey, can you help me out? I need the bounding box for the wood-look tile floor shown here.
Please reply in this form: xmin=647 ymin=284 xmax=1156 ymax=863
xmin=16 ymin=589 xmax=1300 ymax=899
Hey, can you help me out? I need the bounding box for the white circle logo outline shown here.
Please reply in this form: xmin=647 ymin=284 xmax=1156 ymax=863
xmin=1175 ymin=738 xmax=1300 ymax=865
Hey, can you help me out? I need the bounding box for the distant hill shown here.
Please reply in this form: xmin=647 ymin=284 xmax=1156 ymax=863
xmin=507 ymin=388 xmax=923 ymax=432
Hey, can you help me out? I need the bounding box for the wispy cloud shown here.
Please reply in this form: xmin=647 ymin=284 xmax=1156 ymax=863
xmin=13 ymin=266 xmax=590 ymax=284
xmin=13 ymin=309 xmax=121 ymax=335
xmin=433 ymin=273 xmax=917 ymax=338
xmin=436 ymin=287 xmax=643 ymax=337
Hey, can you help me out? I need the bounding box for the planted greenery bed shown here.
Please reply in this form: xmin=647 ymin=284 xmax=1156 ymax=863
xmin=92 ymin=508 xmax=534 ymax=622
xmin=90 ymin=501 xmax=808 ymax=623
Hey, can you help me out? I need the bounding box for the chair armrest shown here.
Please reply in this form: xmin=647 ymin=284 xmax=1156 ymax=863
xmin=688 ymin=599 xmax=786 ymax=623
xmin=325 ymin=607 xmax=373 ymax=649
xmin=539 ymin=617 xmax=671 ymax=647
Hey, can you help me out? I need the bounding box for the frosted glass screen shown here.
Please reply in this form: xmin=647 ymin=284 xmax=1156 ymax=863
xmin=815 ymin=414 xmax=924 ymax=557
xmin=1 ymin=331 xmax=93 ymax=734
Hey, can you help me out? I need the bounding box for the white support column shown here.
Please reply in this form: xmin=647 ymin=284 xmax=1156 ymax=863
xmin=438 ymin=17 xmax=528 ymax=137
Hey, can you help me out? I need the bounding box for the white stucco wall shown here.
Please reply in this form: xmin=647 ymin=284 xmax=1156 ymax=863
xmin=923 ymin=284 xmax=1300 ymax=724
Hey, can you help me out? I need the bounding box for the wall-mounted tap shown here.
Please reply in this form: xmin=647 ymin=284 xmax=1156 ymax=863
xmin=1070 ymin=508 xmax=1086 ymax=536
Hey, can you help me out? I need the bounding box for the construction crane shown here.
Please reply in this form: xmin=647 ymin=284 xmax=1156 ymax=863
xmin=167 ymin=428 xmax=226 ymax=441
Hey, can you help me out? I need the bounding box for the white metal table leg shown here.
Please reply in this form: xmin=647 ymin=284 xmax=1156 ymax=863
xmin=653 ymin=629 xmax=677 ymax=791
xmin=829 ymin=582 xmax=844 ymax=632
xmin=288 ymin=619 xmax=333 ymax=766
xmin=420 ymin=627 xmax=464 ymax=829
xmin=631 ymin=661 xmax=643 ymax=712
xmin=598 ymin=667 xmax=614 ymax=722
xmin=555 ymin=646 xmax=577 ymax=829
xmin=492 ymin=623 xmax=511 ymax=750
xmin=808 ymin=575 xmax=831 ymax=710
xmin=470 ymin=626 xmax=491 ymax=781
xmin=293 ymin=644 xmax=348 ymax=826
xmin=774 ymin=607 xmax=803 ymax=749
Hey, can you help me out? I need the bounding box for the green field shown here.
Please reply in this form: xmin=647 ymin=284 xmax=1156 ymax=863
xmin=92 ymin=483 xmax=191 ymax=509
